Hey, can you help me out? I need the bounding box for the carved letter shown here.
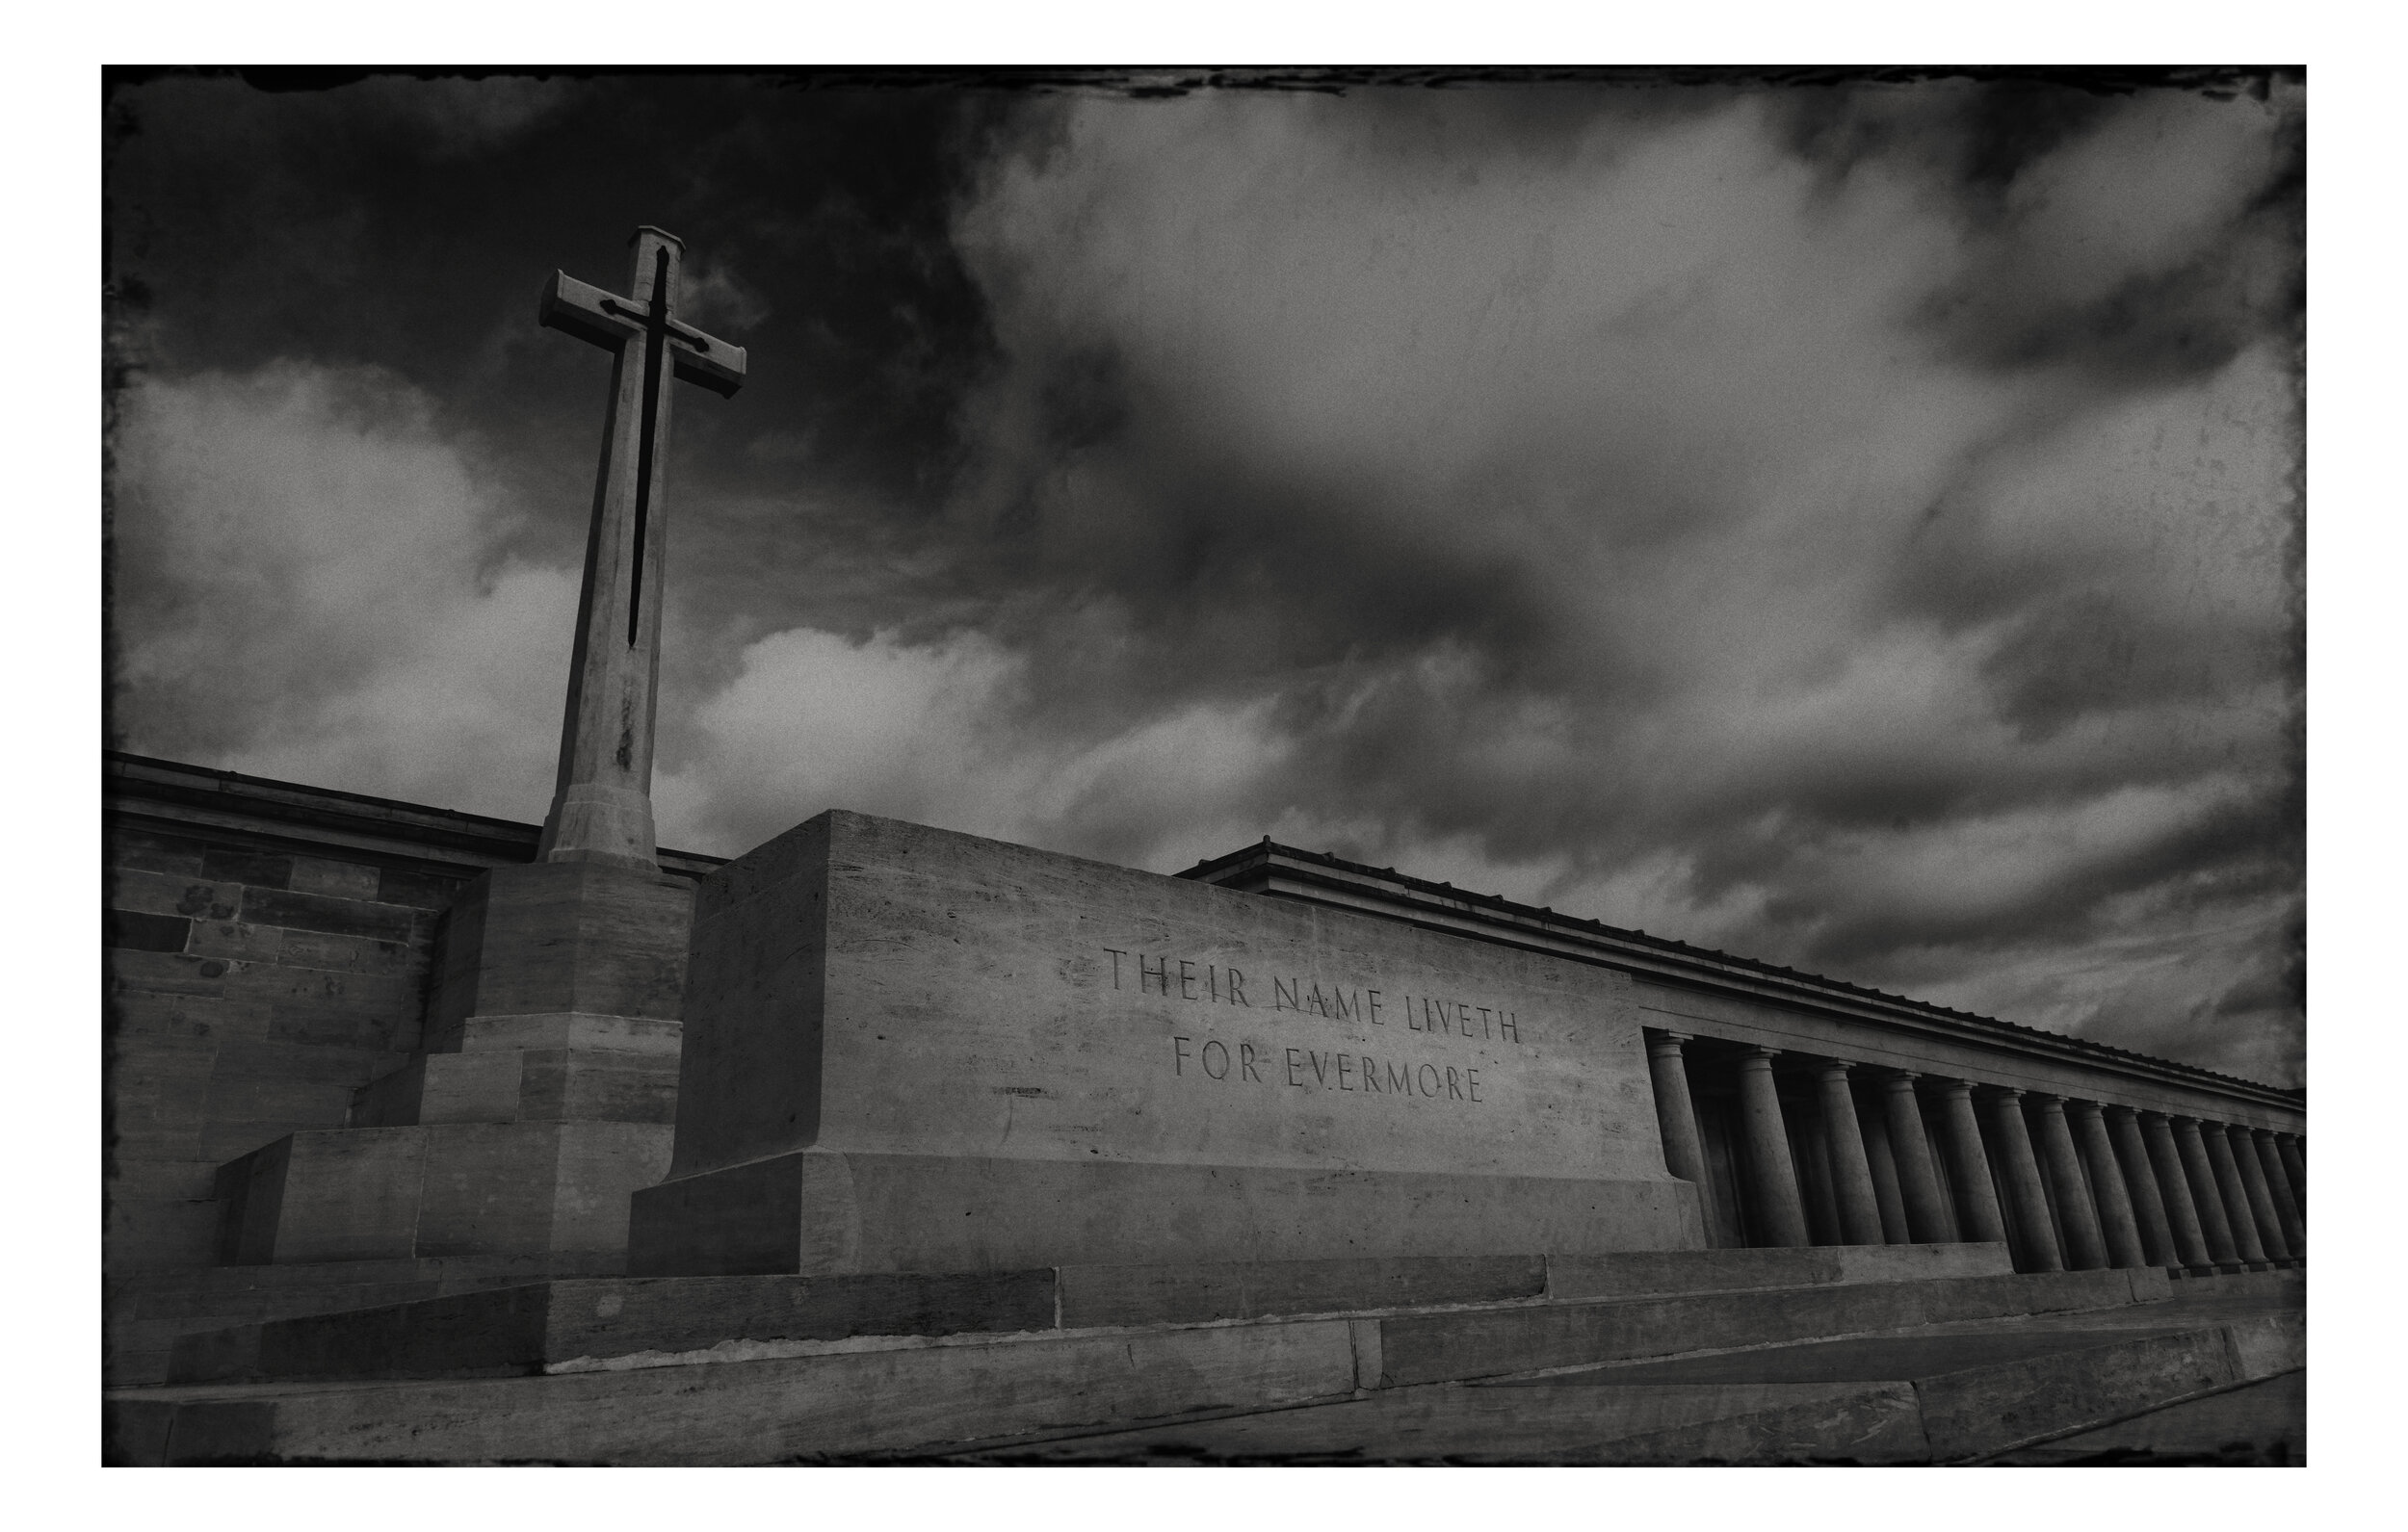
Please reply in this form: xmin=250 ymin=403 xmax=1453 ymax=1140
xmin=1172 ymin=1036 xmax=1192 ymax=1075
xmin=1202 ymin=1039 xmax=1230 ymax=1079
xmin=1105 ymin=948 xmax=1127 ymax=989
xmin=1285 ymin=1047 xmax=1306 ymax=1087
xmin=1180 ymin=959 xmax=1198 ymax=1000
xmin=1338 ymin=1053 xmax=1355 ymax=1091
xmin=1457 ymin=1003 xmax=1473 ymax=1036
xmin=1368 ymin=990 xmax=1383 ymax=1026
xmin=1274 ymin=977 xmax=1299 ymax=1012
xmin=1241 ymin=1042 xmax=1264 ymax=1082
xmin=1140 ymin=953 xmax=1170 ymax=995
xmin=1499 ymin=1012 xmax=1520 ymax=1043
xmin=1307 ymin=984 xmax=1330 ymax=1018
xmin=1331 ymin=989 xmax=1356 ymax=1025
xmin=1228 ymin=969 xmax=1250 ymax=1006
xmin=1445 ymin=1066 xmax=1464 ymax=1101
xmin=1388 ymin=1060 xmax=1413 ymax=1095
xmin=1476 ymin=1006 xmax=1493 ymax=1039
xmin=1362 ymin=1054 xmax=1382 ymax=1093
xmin=1466 ymin=1068 xmax=1482 ymax=1103
xmin=1209 ymin=964 xmax=1218 ymax=1001
xmin=1419 ymin=1064 xmax=1440 ymax=1098
xmin=1309 ymin=1051 xmax=1330 ymax=1087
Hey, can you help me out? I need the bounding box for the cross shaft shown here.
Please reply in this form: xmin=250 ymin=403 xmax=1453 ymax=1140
xmin=533 ymin=226 xmax=747 ymax=870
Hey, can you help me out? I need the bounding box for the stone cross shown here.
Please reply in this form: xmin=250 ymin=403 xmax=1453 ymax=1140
xmin=535 ymin=227 xmax=747 ymax=870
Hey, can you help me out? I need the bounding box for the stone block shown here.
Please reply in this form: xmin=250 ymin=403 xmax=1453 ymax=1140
xmin=424 ymin=862 xmax=694 ymax=1048
xmin=1057 ymin=1255 xmax=1547 ymax=1329
xmin=289 ymin=856 xmax=381 ymax=900
xmin=636 ymin=812 xmax=1696 ymax=1276
xmin=109 ymin=869 xmax=239 ymax=921
xmin=108 ymin=825 xmax=208 ymax=877
xmin=378 ymin=867 xmax=469 ymax=910
xmin=109 ymin=910 xmax=194 ymax=955
xmin=218 ymin=1130 xmax=427 ymax=1264
xmin=200 ymin=847 xmax=293 ymax=889
xmin=186 ymin=921 xmax=287 ymax=964
xmin=170 ymin=1270 xmax=1061 ymax=1384
xmin=239 ymin=887 xmax=421 ymax=945
xmin=108 ymin=949 xmax=229 ymax=998
xmin=633 ymin=1149 xmax=1696 ymax=1277
xmin=350 ymin=1048 xmax=679 ymax=1128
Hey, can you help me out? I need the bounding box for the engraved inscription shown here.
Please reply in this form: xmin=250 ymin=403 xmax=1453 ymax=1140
xmin=1103 ymin=946 xmax=1520 ymax=1049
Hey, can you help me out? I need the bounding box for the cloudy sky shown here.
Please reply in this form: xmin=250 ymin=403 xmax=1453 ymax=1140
xmin=105 ymin=69 xmax=2304 ymax=1085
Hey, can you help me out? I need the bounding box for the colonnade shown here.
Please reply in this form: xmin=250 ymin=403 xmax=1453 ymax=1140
xmin=1643 ymin=1031 xmax=2305 ymax=1274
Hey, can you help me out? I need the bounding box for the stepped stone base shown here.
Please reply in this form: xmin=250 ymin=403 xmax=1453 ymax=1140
xmin=105 ymin=1255 xmax=2301 ymax=1465
xmin=168 ymin=1243 xmax=2021 ymax=1386
xmin=630 ymin=1150 xmax=1703 ymax=1277
xmin=200 ymin=861 xmax=696 ymax=1273
xmin=106 ymin=1254 xmax=626 ymax=1388
xmin=214 ymin=1123 xmax=673 ymax=1266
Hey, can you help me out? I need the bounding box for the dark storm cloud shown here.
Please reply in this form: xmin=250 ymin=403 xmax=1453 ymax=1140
xmin=105 ymin=73 xmax=2304 ymax=1085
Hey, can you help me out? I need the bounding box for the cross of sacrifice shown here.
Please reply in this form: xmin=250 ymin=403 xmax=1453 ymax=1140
xmin=533 ymin=226 xmax=748 ymax=870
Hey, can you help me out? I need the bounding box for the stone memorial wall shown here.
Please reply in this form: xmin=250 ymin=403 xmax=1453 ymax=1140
xmin=631 ymin=812 xmax=1705 ymax=1275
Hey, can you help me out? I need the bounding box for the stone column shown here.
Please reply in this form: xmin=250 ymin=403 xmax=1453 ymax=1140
xmin=1860 ymin=1105 xmax=1911 ymax=1244
xmin=1644 ymin=1032 xmax=1712 ymax=1185
xmin=1933 ymin=1080 xmax=2009 ymax=1246
xmin=2276 ymin=1134 xmax=2306 ymax=1215
xmin=2251 ymin=1129 xmax=2304 ymax=1256
xmin=2105 ymin=1107 xmax=2178 ymax=1267
xmin=1984 ymin=1088 xmax=2064 ymax=1272
xmin=2224 ymin=1125 xmax=2292 ymax=1264
xmin=2172 ymin=1117 xmax=2247 ymax=1272
xmin=2140 ymin=1112 xmax=2218 ymax=1275
xmin=2198 ymin=1122 xmax=2270 ymax=1269
xmin=2066 ymin=1101 xmax=2148 ymax=1269
xmin=2028 ymin=1095 xmax=2108 ymax=1270
xmin=1736 ymin=1048 xmax=1811 ymax=1248
xmin=1882 ymin=1073 xmax=1953 ymax=1244
xmin=1815 ymin=1062 xmax=1885 ymax=1245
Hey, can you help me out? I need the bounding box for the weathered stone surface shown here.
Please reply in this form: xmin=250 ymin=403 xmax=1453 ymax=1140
xmin=126 ymin=1319 xmax=1362 ymax=1464
xmin=1058 ymin=1255 xmax=1548 ymax=1329
xmin=636 ymin=812 xmax=1696 ymax=1274
xmin=425 ymin=862 xmax=693 ymax=1048
xmin=112 ymin=1277 xmax=2300 ymax=1465
xmin=171 ymin=1270 xmax=1060 ymax=1384
xmin=351 ymin=1048 xmax=677 ymax=1128
xmin=212 ymin=1123 xmax=672 ymax=1266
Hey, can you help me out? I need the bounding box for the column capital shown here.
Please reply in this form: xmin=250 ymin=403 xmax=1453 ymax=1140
xmin=2064 ymin=1098 xmax=2107 ymax=1120
xmin=1936 ymin=1078 xmax=1977 ymax=1097
xmin=2030 ymin=1092 xmax=2068 ymax=1109
xmin=1645 ymin=1030 xmax=1692 ymax=1055
xmin=1817 ymin=1058 xmax=1855 ymax=1078
xmin=1886 ymin=1069 xmax=1922 ymax=1084
xmin=2102 ymin=1103 xmax=2140 ymax=1121
xmin=1743 ymin=1045 xmax=1781 ymax=1062
xmin=1988 ymin=1084 xmax=2028 ymax=1101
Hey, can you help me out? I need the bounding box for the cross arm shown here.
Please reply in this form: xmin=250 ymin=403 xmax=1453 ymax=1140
xmin=538 ymin=271 xmax=748 ymax=398
xmin=668 ymin=328 xmax=746 ymax=398
xmin=539 ymin=271 xmax=642 ymax=351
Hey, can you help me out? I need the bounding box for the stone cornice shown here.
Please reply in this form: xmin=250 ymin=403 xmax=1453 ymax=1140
xmin=1181 ymin=840 xmax=2303 ymax=1115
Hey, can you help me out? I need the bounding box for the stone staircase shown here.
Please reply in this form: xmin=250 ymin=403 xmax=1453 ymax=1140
xmin=102 ymin=1243 xmax=2303 ymax=1464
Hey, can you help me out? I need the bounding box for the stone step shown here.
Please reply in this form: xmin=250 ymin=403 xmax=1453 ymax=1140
xmin=110 ymin=1259 xmax=2172 ymax=1462
xmin=211 ymin=1121 xmax=672 ymax=1267
xmin=161 ymin=1243 xmax=2017 ymax=1386
xmin=936 ymin=1299 xmax=2306 ymax=1465
xmin=106 ymin=1253 xmax=628 ymax=1388
xmin=349 ymin=1045 xmax=677 ymax=1129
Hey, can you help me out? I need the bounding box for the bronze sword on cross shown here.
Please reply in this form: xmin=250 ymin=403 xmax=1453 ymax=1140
xmin=533 ymin=226 xmax=747 ymax=870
